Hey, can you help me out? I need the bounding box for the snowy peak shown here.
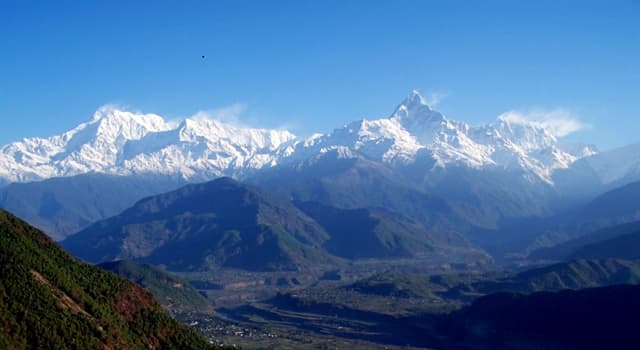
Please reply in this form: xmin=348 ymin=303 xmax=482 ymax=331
xmin=391 ymin=90 xmax=445 ymax=124
xmin=0 ymin=92 xmax=600 ymax=185
xmin=178 ymin=117 xmax=294 ymax=150
xmin=492 ymin=114 xmax=557 ymax=151
xmin=283 ymin=91 xmax=593 ymax=183
xmin=90 ymin=105 xmax=169 ymax=129
xmin=85 ymin=106 xmax=172 ymax=142
xmin=0 ymin=106 xmax=296 ymax=182
xmin=399 ymin=90 xmax=428 ymax=109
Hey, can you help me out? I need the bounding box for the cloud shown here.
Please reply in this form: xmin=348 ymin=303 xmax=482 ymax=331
xmin=424 ymin=91 xmax=449 ymax=107
xmin=176 ymin=103 xmax=295 ymax=132
xmin=497 ymin=108 xmax=588 ymax=137
xmin=190 ymin=103 xmax=248 ymax=125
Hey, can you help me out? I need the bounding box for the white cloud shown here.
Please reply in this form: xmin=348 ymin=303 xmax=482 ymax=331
xmin=498 ymin=108 xmax=587 ymax=137
xmin=424 ymin=91 xmax=449 ymax=107
xmin=174 ymin=103 xmax=294 ymax=132
xmin=190 ymin=103 xmax=247 ymax=125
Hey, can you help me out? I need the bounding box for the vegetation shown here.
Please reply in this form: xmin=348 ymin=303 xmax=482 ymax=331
xmin=215 ymin=259 xmax=640 ymax=349
xmin=337 ymin=258 xmax=640 ymax=304
xmin=0 ymin=209 xmax=220 ymax=349
xmin=99 ymin=260 xmax=212 ymax=313
xmin=456 ymin=258 xmax=640 ymax=297
xmin=64 ymin=177 xmax=335 ymax=271
xmin=63 ymin=177 xmax=486 ymax=273
xmin=345 ymin=271 xmax=437 ymax=298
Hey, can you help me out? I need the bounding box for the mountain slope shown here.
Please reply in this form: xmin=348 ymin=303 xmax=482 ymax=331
xmin=0 ymin=209 xmax=216 ymax=349
xmin=0 ymin=173 xmax=185 ymax=240
xmin=99 ymin=260 xmax=211 ymax=313
xmin=341 ymin=258 xmax=640 ymax=302
xmin=570 ymin=232 xmax=640 ymax=260
xmin=296 ymin=201 xmax=434 ymax=259
xmin=294 ymin=201 xmax=469 ymax=259
xmin=251 ymin=152 xmax=473 ymax=233
xmin=63 ymin=177 xmax=484 ymax=272
xmin=555 ymin=142 xmax=640 ymax=192
xmin=528 ymin=180 xmax=640 ymax=250
xmin=63 ymin=177 xmax=333 ymax=271
xmin=467 ymin=259 xmax=640 ymax=296
xmin=440 ymin=284 xmax=640 ymax=350
xmin=530 ymin=221 xmax=640 ymax=261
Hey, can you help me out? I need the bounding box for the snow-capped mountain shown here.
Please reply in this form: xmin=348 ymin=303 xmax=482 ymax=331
xmin=280 ymin=91 xmax=590 ymax=183
xmin=0 ymin=91 xmax=598 ymax=185
xmin=0 ymin=105 xmax=295 ymax=183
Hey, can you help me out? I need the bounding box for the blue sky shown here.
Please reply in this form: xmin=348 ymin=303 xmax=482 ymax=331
xmin=1 ymin=0 xmax=638 ymax=150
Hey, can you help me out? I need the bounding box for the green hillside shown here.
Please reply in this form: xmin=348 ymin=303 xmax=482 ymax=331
xmin=99 ymin=260 xmax=212 ymax=314
xmin=0 ymin=209 xmax=218 ymax=349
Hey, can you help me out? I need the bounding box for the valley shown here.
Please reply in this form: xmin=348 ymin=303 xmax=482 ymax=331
xmin=2 ymin=92 xmax=640 ymax=349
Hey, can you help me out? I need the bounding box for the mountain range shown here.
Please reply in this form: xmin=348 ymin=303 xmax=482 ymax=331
xmin=63 ymin=177 xmax=486 ymax=271
xmin=2 ymin=91 xmax=640 ymax=258
xmin=0 ymin=91 xmax=615 ymax=187
xmin=63 ymin=177 xmax=333 ymax=271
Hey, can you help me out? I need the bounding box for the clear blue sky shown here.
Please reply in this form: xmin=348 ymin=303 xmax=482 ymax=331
xmin=1 ymin=0 xmax=638 ymax=150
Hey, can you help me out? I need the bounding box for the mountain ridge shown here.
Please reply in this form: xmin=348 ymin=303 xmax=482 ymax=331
xmin=63 ymin=177 xmax=484 ymax=271
xmin=62 ymin=177 xmax=336 ymax=271
xmin=0 ymin=91 xmax=601 ymax=186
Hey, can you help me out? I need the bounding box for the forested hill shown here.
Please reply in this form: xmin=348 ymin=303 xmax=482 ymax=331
xmin=0 ymin=209 xmax=221 ymax=349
